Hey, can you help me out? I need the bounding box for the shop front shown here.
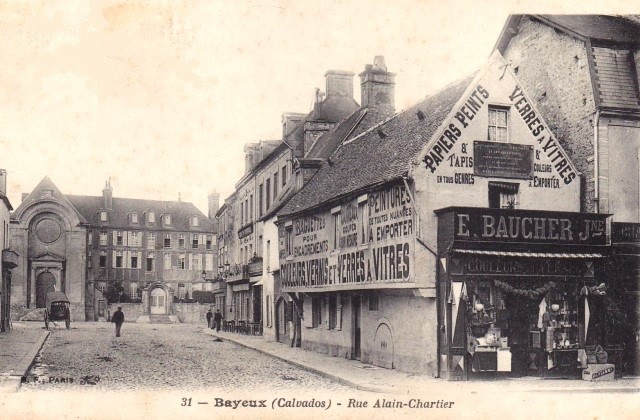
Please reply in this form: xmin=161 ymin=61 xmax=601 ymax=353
xmin=436 ymin=207 xmax=611 ymax=380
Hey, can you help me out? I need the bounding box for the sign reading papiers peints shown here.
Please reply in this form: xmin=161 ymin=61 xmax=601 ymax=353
xmin=280 ymin=184 xmax=415 ymax=289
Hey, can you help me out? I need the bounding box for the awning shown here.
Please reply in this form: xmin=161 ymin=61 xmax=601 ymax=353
xmin=451 ymin=249 xmax=604 ymax=258
xmin=253 ymin=278 xmax=264 ymax=286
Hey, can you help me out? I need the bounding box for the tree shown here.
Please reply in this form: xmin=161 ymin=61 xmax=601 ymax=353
xmin=105 ymin=281 xmax=130 ymax=304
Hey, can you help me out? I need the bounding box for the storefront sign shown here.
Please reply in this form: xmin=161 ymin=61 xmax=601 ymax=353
xmin=232 ymin=283 xmax=250 ymax=292
xmin=473 ymin=141 xmax=533 ymax=179
xmin=612 ymin=222 xmax=640 ymax=244
xmin=461 ymin=256 xmax=590 ymax=277
xmin=280 ymin=184 xmax=415 ymax=289
xmin=238 ymin=224 xmax=253 ymax=239
xmin=451 ymin=207 xmax=608 ymax=245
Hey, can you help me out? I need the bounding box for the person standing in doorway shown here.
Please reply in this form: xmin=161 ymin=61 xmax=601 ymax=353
xmin=206 ymin=308 xmax=213 ymax=329
xmin=111 ymin=306 xmax=124 ymax=337
xmin=213 ymin=309 xmax=223 ymax=333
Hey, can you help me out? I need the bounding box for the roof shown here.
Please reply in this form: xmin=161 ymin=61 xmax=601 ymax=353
xmin=278 ymin=75 xmax=475 ymax=218
xmin=66 ymin=195 xmax=215 ymax=231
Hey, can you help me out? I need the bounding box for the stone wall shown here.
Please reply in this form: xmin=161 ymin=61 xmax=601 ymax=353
xmin=173 ymin=302 xmax=212 ymax=324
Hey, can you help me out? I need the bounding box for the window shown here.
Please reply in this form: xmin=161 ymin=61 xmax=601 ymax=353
xmin=179 ymin=234 xmax=185 ymax=248
xmin=116 ymin=231 xmax=123 ymax=246
xmin=192 ymin=234 xmax=199 ymax=249
xmin=285 ymin=226 xmax=293 ymax=256
xmin=131 ymin=253 xmax=138 ymax=269
xmin=88 ymin=251 xmax=92 ymax=268
xmin=266 ymin=240 xmax=271 ymax=271
xmin=146 ymin=253 xmax=155 ymax=271
xmin=488 ymin=182 xmax=519 ymax=209
xmin=99 ymin=231 xmax=108 ymax=246
xmin=328 ymin=295 xmax=337 ymax=329
xmin=193 ymin=254 xmax=201 ymax=271
xmin=206 ymin=235 xmax=213 ymax=250
xmin=249 ymin=194 xmax=254 ymax=221
xmin=100 ymin=251 xmax=107 ymax=267
xmin=259 ymin=184 xmax=264 ymax=216
xmin=164 ymin=253 xmax=171 ymax=269
xmin=312 ymin=296 xmax=322 ymax=328
xmin=115 ymin=251 xmax=123 ymax=268
xmin=273 ymin=172 xmax=278 ymax=197
xmin=147 ymin=232 xmax=155 ymax=249
xmin=368 ymin=293 xmax=380 ymax=311
xmin=178 ymin=253 xmax=186 ymax=270
xmin=240 ymin=202 xmax=244 ymax=225
xmin=488 ymin=106 xmax=509 ymax=142
xmin=245 ymin=199 xmax=249 ymax=223
xmin=282 ymin=165 xmax=287 ymax=187
xmin=130 ymin=283 xmax=138 ymax=299
xmin=332 ymin=208 xmax=341 ymax=250
xmin=100 ymin=211 xmax=107 ymax=222
xmin=205 ymin=254 xmax=214 ymax=271
xmin=164 ymin=234 xmax=171 ymax=248
xmin=192 ymin=216 xmax=199 ymax=227
xmin=265 ymin=179 xmax=271 ymax=210
xmin=130 ymin=232 xmax=141 ymax=247
xmin=147 ymin=212 xmax=155 ymax=223
xmin=358 ymin=196 xmax=368 ymax=245
xmin=88 ymin=232 xmax=93 ymax=246
xmin=164 ymin=214 xmax=171 ymax=226
xmin=131 ymin=213 xmax=138 ymax=223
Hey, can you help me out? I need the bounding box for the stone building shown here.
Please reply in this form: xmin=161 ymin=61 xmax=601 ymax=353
xmin=496 ymin=14 xmax=640 ymax=375
xmin=276 ymin=51 xmax=611 ymax=378
xmin=10 ymin=177 xmax=218 ymax=321
xmin=0 ymin=169 xmax=18 ymax=331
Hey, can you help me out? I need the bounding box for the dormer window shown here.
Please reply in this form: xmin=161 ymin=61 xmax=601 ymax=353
xmin=147 ymin=212 xmax=155 ymax=223
xmin=164 ymin=214 xmax=171 ymax=226
xmin=131 ymin=213 xmax=138 ymax=223
xmin=192 ymin=216 xmax=199 ymax=227
xmin=100 ymin=211 xmax=107 ymax=222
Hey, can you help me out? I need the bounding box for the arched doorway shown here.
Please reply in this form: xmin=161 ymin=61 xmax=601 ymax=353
xmin=36 ymin=272 xmax=56 ymax=308
xmin=150 ymin=288 xmax=166 ymax=315
xmin=372 ymin=322 xmax=394 ymax=369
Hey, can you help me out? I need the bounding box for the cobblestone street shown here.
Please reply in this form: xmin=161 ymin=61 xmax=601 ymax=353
xmin=19 ymin=322 xmax=359 ymax=393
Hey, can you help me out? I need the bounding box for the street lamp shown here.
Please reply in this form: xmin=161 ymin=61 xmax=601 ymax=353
xmin=201 ymin=270 xmax=207 ymax=282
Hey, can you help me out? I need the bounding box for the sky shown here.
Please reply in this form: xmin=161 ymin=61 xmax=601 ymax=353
xmin=0 ymin=0 xmax=630 ymax=215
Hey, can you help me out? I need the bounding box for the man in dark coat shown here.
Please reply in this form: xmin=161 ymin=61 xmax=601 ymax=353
xmin=213 ymin=309 xmax=223 ymax=332
xmin=206 ymin=309 xmax=213 ymax=329
xmin=111 ymin=306 xmax=124 ymax=337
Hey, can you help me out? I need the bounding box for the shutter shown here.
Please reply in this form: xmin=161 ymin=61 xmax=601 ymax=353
xmin=303 ymin=300 xmax=312 ymax=328
xmin=126 ymin=251 xmax=131 ymax=268
xmin=337 ymin=293 xmax=342 ymax=330
xmin=112 ymin=231 xmax=117 ymax=245
xmin=324 ymin=296 xmax=329 ymax=328
xmin=112 ymin=251 xmax=117 ymax=268
xmin=138 ymin=251 xmax=142 ymax=269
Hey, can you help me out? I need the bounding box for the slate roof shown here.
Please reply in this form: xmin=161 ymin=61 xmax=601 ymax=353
xmin=539 ymin=15 xmax=640 ymax=44
xmin=278 ymin=75 xmax=475 ymax=218
xmin=66 ymin=195 xmax=215 ymax=232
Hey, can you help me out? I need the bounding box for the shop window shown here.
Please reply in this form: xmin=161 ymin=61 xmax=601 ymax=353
xmin=312 ymin=296 xmax=322 ymax=328
xmin=488 ymin=182 xmax=519 ymax=209
xmin=99 ymin=251 xmax=107 ymax=267
xmin=488 ymin=106 xmax=509 ymax=142
xmin=331 ymin=207 xmax=341 ymax=250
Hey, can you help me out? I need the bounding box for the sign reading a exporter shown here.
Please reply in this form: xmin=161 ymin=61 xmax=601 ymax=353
xmin=474 ymin=141 xmax=534 ymax=179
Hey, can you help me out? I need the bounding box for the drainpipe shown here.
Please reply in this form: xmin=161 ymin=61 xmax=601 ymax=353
xmin=593 ymin=109 xmax=600 ymax=213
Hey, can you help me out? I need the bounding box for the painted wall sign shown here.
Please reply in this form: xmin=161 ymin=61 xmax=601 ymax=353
xmin=280 ymin=184 xmax=415 ymax=289
xmin=460 ymin=256 xmax=590 ymax=277
xmin=612 ymin=222 xmax=640 ymax=244
xmin=473 ymin=141 xmax=534 ymax=179
xmin=448 ymin=207 xmax=608 ymax=246
xmin=238 ymin=224 xmax=253 ymax=239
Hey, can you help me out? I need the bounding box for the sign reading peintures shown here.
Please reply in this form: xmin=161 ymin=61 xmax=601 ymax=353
xmin=474 ymin=141 xmax=534 ymax=179
xmin=280 ymin=184 xmax=414 ymax=289
xmin=450 ymin=207 xmax=608 ymax=246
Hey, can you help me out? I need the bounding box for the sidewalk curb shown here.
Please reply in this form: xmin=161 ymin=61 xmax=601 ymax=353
xmin=4 ymin=330 xmax=51 ymax=392
xmin=203 ymin=329 xmax=394 ymax=394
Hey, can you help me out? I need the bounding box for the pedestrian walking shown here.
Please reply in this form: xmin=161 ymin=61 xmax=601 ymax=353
xmin=206 ymin=308 xmax=213 ymax=329
xmin=213 ymin=309 xmax=223 ymax=332
xmin=111 ymin=306 xmax=124 ymax=337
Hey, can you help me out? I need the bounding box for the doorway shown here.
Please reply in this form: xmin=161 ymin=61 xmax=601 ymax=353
xmin=36 ymin=272 xmax=56 ymax=308
xmin=352 ymin=296 xmax=361 ymax=360
xmin=150 ymin=288 xmax=166 ymax=315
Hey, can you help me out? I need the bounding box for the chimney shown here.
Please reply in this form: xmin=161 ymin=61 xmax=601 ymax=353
xmin=244 ymin=143 xmax=260 ymax=174
xmin=282 ymin=112 xmax=306 ymax=139
xmin=208 ymin=191 xmax=220 ymax=219
xmin=359 ymin=56 xmax=396 ymax=112
xmin=102 ymin=178 xmax=113 ymax=210
xmin=0 ymin=169 xmax=6 ymax=196
xmin=325 ymin=70 xmax=355 ymax=98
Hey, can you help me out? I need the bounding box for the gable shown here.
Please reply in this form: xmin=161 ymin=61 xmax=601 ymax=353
xmin=414 ymin=51 xmax=581 ymax=213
